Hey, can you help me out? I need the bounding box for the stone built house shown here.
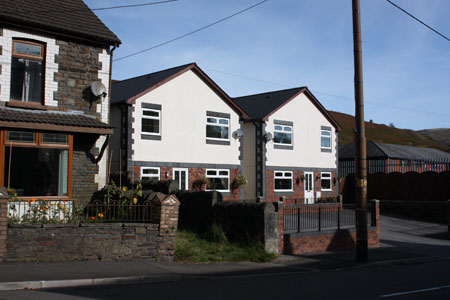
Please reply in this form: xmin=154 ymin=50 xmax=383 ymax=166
xmin=111 ymin=63 xmax=341 ymax=203
xmin=234 ymin=88 xmax=342 ymax=203
xmin=0 ymin=0 xmax=121 ymax=205
xmin=110 ymin=63 xmax=249 ymax=201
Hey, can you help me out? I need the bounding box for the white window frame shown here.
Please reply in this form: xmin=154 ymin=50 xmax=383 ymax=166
xmin=273 ymin=124 xmax=293 ymax=146
xmin=205 ymin=169 xmax=230 ymax=192
xmin=141 ymin=108 xmax=161 ymax=135
xmin=320 ymin=172 xmax=332 ymax=191
xmin=321 ymin=129 xmax=332 ymax=150
xmin=274 ymin=171 xmax=293 ymax=192
xmin=206 ymin=116 xmax=230 ymax=141
xmin=141 ymin=167 xmax=160 ymax=181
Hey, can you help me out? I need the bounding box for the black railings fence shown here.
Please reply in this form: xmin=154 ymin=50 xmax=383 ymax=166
xmin=283 ymin=202 xmax=375 ymax=233
xmin=85 ymin=199 xmax=154 ymax=223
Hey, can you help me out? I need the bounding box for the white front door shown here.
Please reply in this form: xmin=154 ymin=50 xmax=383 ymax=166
xmin=304 ymin=172 xmax=314 ymax=204
xmin=173 ymin=168 xmax=189 ymax=190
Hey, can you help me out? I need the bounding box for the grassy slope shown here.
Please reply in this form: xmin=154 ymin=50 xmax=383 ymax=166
xmin=330 ymin=111 xmax=450 ymax=152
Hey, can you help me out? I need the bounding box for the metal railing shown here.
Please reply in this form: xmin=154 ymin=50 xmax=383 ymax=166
xmin=283 ymin=202 xmax=375 ymax=233
xmin=84 ymin=199 xmax=155 ymax=223
xmin=8 ymin=199 xmax=73 ymax=223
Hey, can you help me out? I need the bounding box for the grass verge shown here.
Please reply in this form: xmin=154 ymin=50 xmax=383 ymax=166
xmin=175 ymin=230 xmax=276 ymax=263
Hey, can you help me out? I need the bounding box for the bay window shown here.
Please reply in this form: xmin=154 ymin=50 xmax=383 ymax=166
xmin=2 ymin=131 xmax=72 ymax=198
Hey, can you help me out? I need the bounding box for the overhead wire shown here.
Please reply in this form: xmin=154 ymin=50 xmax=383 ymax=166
xmin=113 ymin=0 xmax=269 ymax=62
xmin=384 ymin=0 xmax=450 ymax=43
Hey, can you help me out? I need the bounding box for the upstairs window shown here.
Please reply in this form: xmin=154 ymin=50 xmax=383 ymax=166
xmin=321 ymin=127 xmax=332 ymax=151
xmin=206 ymin=117 xmax=229 ymax=140
xmin=274 ymin=125 xmax=292 ymax=145
xmin=142 ymin=108 xmax=160 ymax=135
xmin=10 ymin=40 xmax=45 ymax=104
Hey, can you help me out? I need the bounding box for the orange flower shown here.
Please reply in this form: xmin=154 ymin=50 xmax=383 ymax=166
xmin=90 ymin=216 xmax=95 ymax=220
xmin=98 ymin=213 xmax=104 ymax=218
xmin=42 ymin=206 xmax=47 ymax=211
xmin=31 ymin=198 xmax=36 ymax=202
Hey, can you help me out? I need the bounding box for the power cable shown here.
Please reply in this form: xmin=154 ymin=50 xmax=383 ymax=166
xmin=384 ymin=0 xmax=450 ymax=43
xmin=91 ymin=0 xmax=178 ymax=11
xmin=114 ymin=0 xmax=269 ymax=62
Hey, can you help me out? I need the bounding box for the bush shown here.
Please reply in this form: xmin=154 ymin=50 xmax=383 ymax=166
xmin=202 ymin=223 xmax=227 ymax=243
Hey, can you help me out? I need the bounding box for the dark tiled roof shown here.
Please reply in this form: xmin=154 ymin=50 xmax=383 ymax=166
xmin=0 ymin=107 xmax=113 ymax=133
xmin=233 ymin=87 xmax=305 ymax=120
xmin=111 ymin=64 xmax=194 ymax=104
xmin=0 ymin=0 xmax=120 ymax=45
xmin=339 ymin=141 xmax=450 ymax=160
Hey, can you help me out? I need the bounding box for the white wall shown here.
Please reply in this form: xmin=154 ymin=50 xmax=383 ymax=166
xmin=132 ymin=70 xmax=241 ymax=166
xmin=266 ymin=93 xmax=337 ymax=169
xmin=242 ymin=122 xmax=256 ymax=200
xmin=109 ymin=105 xmax=122 ymax=172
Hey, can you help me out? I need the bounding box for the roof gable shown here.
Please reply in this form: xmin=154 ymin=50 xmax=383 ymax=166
xmin=0 ymin=0 xmax=120 ymax=45
xmin=234 ymin=87 xmax=342 ymax=131
xmin=111 ymin=63 xmax=248 ymax=118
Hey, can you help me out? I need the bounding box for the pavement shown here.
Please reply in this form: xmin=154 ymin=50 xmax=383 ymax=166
xmin=0 ymin=214 xmax=449 ymax=291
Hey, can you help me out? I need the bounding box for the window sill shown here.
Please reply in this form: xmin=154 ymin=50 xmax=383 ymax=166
xmin=321 ymin=148 xmax=332 ymax=153
xmin=7 ymin=100 xmax=47 ymax=110
xmin=141 ymin=134 xmax=161 ymax=141
xmin=274 ymin=144 xmax=293 ymax=150
xmin=206 ymin=139 xmax=230 ymax=145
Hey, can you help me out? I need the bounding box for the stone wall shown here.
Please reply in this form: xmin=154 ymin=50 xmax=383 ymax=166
xmin=4 ymin=194 xmax=180 ymax=262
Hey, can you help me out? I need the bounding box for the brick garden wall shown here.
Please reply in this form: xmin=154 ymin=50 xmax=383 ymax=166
xmin=2 ymin=193 xmax=180 ymax=263
xmin=277 ymin=200 xmax=380 ymax=254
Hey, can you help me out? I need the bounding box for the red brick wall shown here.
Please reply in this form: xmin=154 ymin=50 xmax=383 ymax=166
xmin=283 ymin=228 xmax=379 ymax=254
xmin=266 ymin=170 xmax=337 ymax=203
xmin=133 ymin=165 xmax=242 ymax=201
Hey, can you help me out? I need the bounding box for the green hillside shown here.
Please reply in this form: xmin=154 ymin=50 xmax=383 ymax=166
xmin=329 ymin=111 xmax=450 ymax=152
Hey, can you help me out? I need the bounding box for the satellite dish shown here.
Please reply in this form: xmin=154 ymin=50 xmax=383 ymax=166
xmin=264 ymin=132 xmax=273 ymax=142
xmin=232 ymin=129 xmax=244 ymax=139
xmin=91 ymin=81 xmax=107 ymax=97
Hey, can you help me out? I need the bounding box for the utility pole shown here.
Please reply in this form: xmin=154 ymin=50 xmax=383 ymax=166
xmin=352 ymin=0 xmax=368 ymax=261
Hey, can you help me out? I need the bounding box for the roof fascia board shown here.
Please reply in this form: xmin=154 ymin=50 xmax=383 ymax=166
xmin=1 ymin=21 xmax=120 ymax=47
xmin=0 ymin=121 xmax=113 ymax=135
xmin=264 ymin=88 xmax=343 ymax=132
xmin=190 ymin=66 xmax=249 ymax=119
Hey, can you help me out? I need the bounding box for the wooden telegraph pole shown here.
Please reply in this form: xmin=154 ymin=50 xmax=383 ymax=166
xmin=352 ymin=0 xmax=368 ymax=261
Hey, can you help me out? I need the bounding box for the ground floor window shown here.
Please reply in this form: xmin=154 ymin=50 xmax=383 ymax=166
xmin=274 ymin=171 xmax=293 ymax=191
xmin=141 ymin=167 xmax=160 ymax=182
xmin=320 ymin=172 xmax=332 ymax=191
xmin=1 ymin=130 xmax=72 ymax=198
xmin=205 ymin=169 xmax=229 ymax=192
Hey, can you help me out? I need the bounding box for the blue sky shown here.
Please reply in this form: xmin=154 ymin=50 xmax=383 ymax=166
xmin=85 ymin=0 xmax=450 ymax=130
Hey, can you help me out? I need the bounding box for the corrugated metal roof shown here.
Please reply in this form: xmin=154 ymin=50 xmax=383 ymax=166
xmin=0 ymin=0 xmax=120 ymax=45
xmin=339 ymin=141 xmax=450 ymax=160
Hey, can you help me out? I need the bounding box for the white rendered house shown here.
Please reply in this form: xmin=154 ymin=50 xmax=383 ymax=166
xmin=110 ymin=63 xmax=248 ymax=201
xmin=234 ymin=87 xmax=342 ymax=203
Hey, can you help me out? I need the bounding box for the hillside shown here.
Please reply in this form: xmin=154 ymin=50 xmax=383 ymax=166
xmin=418 ymin=129 xmax=450 ymax=148
xmin=329 ymin=111 xmax=450 ymax=152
